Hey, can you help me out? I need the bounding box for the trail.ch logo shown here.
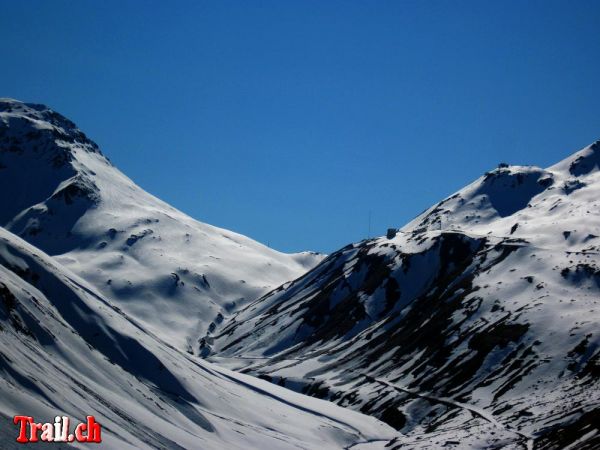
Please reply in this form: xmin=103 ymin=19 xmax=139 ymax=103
xmin=13 ymin=415 xmax=101 ymax=444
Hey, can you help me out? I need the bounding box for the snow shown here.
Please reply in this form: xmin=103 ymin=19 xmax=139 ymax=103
xmin=0 ymin=99 xmax=325 ymax=356
xmin=209 ymin=141 xmax=600 ymax=448
xmin=0 ymin=222 xmax=395 ymax=449
xmin=2 ymin=98 xmax=598 ymax=448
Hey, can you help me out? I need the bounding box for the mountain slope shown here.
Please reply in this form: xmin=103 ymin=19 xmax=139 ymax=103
xmin=0 ymin=98 xmax=324 ymax=354
xmin=0 ymin=224 xmax=395 ymax=449
xmin=209 ymin=142 xmax=600 ymax=449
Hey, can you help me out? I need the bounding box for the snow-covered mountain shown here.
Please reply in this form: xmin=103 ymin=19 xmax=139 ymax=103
xmin=3 ymin=98 xmax=598 ymax=449
xmin=0 ymin=98 xmax=323 ymax=354
xmin=0 ymin=99 xmax=398 ymax=449
xmin=209 ymin=142 xmax=600 ymax=449
xmin=0 ymin=224 xmax=394 ymax=449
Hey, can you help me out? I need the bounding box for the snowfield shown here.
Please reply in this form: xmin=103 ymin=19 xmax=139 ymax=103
xmin=0 ymin=225 xmax=394 ymax=449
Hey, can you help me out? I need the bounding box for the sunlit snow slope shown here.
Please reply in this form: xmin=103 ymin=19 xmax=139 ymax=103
xmin=210 ymin=142 xmax=600 ymax=449
xmin=0 ymin=98 xmax=323 ymax=354
xmin=0 ymin=225 xmax=394 ymax=449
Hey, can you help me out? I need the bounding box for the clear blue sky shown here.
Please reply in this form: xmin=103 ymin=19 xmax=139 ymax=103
xmin=1 ymin=1 xmax=599 ymax=253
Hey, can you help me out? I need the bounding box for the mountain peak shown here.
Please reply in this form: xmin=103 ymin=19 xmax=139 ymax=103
xmin=548 ymin=139 xmax=600 ymax=177
xmin=0 ymin=99 xmax=107 ymax=233
xmin=0 ymin=98 xmax=102 ymax=159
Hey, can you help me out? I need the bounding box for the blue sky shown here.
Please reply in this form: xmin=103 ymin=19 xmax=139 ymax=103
xmin=1 ymin=1 xmax=599 ymax=253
